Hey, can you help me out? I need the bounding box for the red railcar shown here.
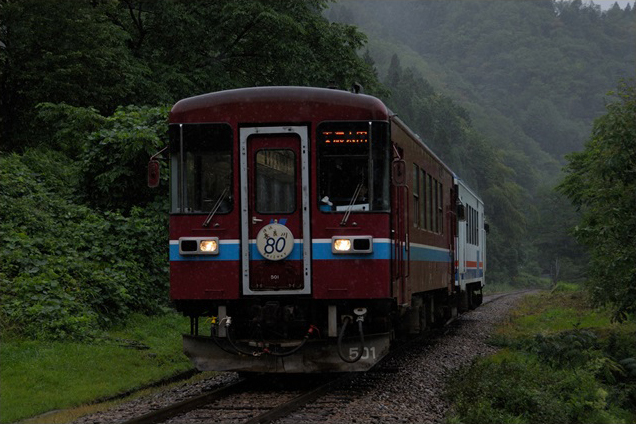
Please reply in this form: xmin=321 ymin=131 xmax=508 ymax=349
xmin=164 ymin=86 xmax=484 ymax=373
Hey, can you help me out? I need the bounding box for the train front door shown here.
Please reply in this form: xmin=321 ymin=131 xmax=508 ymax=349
xmin=240 ymin=127 xmax=311 ymax=295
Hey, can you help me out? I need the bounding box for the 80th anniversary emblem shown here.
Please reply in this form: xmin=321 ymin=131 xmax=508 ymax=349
xmin=255 ymin=223 xmax=294 ymax=261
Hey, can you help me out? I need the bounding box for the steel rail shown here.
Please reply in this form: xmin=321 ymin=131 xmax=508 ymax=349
xmin=241 ymin=373 xmax=354 ymax=424
xmin=121 ymin=377 xmax=252 ymax=424
xmin=482 ymin=289 xmax=538 ymax=306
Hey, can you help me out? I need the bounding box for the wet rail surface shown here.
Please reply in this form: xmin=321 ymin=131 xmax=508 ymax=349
xmin=121 ymin=373 xmax=355 ymax=424
xmin=120 ymin=291 xmax=534 ymax=424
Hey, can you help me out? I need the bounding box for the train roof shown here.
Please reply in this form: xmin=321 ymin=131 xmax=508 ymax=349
xmin=454 ymin=175 xmax=484 ymax=204
xmin=390 ymin=114 xmax=483 ymax=204
xmin=389 ymin=114 xmax=455 ymax=176
xmin=170 ymin=86 xmax=390 ymax=124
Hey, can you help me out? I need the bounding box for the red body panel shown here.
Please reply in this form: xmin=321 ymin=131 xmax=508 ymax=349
xmin=170 ymin=261 xmax=239 ymax=299
xmin=312 ymin=260 xmax=391 ymax=299
xmin=169 ymin=87 xmax=393 ymax=302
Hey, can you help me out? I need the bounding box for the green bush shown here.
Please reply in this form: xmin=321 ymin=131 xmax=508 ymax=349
xmin=446 ymin=350 xmax=628 ymax=424
xmin=79 ymin=105 xmax=170 ymax=212
xmin=447 ymin=291 xmax=636 ymax=424
xmin=551 ymin=281 xmax=583 ymax=293
xmin=511 ymin=271 xmax=551 ymax=289
xmin=0 ymin=152 xmax=169 ymax=340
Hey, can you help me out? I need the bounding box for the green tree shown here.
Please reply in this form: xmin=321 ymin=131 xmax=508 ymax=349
xmin=530 ymin=185 xmax=587 ymax=285
xmin=0 ymin=0 xmax=146 ymax=150
xmin=1 ymin=0 xmax=383 ymax=150
xmin=78 ymin=105 xmax=170 ymax=212
xmin=0 ymin=149 xmax=169 ymax=339
xmin=558 ymin=80 xmax=636 ymax=321
xmin=107 ymin=0 xmax=384 ymax=102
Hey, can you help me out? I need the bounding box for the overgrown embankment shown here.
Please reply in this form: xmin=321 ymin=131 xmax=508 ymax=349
xmin=445 ymin=284 xmax=636 ymax=424
xmin=0 ymin=106 xmax=170 ymax=341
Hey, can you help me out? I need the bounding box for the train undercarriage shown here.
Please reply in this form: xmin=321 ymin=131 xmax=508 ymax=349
xmin=175 ymin=284 xmax=482 ymax=373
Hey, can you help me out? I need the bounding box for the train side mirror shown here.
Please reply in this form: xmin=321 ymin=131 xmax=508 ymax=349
xmin=148 ymin=159 xmax=160 ymax=188
xmin=457 ymin=203 xmax=466 ymax=221
xmin=392 ymin=159 xmax=406 ymax=187
xmin=484 ymin=222 xmax=490 ymax=234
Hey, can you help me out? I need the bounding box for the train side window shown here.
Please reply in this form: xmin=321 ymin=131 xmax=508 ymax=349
xmin=465 ymin=205 xmax=478 ymax=245
xmin=432 ymin=179 xmax=438 ymax=233
xmin=466 ymin=205 xmax=472 ymax=244
xmin=420 ymin=169 xmax=426 ymax=228
xmin=476 ymin=209 xmax=480 ymax=245
xmin=473 ymin=209 xmax=477 ymax=244
xmin=317 ymin=121 xmax=390 ymax=212
xmin=413 ymin=164 xmax=420 ymax=227
xmin=438 ymin=182 xmax=444 ymax=234
xmin=426 ymin=174 xmax=433 ymax=231
xmin=169 ymin=123 xmax=233 ymax=214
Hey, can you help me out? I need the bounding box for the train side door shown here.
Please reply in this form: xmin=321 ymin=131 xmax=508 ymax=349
xmin=240 ymin=127 xmax=311 ymax=295
xmin=457 ymin=198 xmax=466 ymax=288
xmin=391 ymin=152 xmax=409 ymax=305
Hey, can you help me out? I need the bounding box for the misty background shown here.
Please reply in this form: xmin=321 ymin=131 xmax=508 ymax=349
xmin=326 ymin=0 xmax=635 ymax=285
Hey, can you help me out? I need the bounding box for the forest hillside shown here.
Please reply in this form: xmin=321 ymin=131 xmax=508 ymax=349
xmin=328 ymin=0 xmax=635 ymax=164
xmin=327 ymin=0 xmax=635 ymax=285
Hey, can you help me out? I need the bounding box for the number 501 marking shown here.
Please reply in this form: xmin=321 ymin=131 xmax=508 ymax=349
xmin=349 ymin=346 xmax=376 ymax=360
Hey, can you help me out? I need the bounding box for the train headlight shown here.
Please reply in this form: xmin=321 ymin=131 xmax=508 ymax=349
xmin=333 ymin=239 xmax=352 ymax=252
xmin=200 ymin=240 xmax=218 ymax=253
xmin=179 ymin=237 xmax=220 ymax=256
xmin=331 ymin=236 xmax=373 ymax=254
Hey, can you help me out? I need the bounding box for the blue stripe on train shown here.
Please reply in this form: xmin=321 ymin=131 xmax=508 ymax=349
xmin=169 ymin=243 xmax=240 ymax=261
xmin=311 ymin=241 xmax=391 ymax=260
xmin=408 ymin=245 xmax=453 ymax=263
xmin=169 ymin=241 xmax=452 ymax=263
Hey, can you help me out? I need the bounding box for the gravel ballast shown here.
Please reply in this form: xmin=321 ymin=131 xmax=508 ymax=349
xmin=71 ymin=291 xmax=533 ymax=424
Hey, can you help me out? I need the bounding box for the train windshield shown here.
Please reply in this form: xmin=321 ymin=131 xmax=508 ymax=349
xmin=317 ymin=121 xmax=390 ymax=212
xmin=169 ymin=123 xmax=233 ymax=214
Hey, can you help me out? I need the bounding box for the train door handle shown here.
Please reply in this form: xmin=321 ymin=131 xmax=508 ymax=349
xmin=252 ymin=217 xmax=263 ymax=224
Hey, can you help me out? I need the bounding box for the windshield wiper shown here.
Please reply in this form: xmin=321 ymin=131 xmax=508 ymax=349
xmin=340 ymin=183 xmax=363 ymax=226
xmin=202 ymin=187 xmax=229 ymax=227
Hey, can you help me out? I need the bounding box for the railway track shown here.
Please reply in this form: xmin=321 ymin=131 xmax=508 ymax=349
xmin=119 ymin=290 xmax=535 ymax=424
xmin=122 ymin=373 xmax=353 ymax=424
xmin=482 ymin=288 xmax=538 ymax=306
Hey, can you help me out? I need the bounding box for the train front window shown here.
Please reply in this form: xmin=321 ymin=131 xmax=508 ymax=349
xmin=317 ymin=121 xmax=390 ymax=212
xmin=255 ymin=149 xmax=296 ymax=213
xmin=169 ymin=123 xmax=233 ymax=214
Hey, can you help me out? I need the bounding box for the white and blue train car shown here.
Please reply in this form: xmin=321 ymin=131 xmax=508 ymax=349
xmin=455 ymin=177 xmax=487 ymax=309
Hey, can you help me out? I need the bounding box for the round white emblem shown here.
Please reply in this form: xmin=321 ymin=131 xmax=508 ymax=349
xmin=256 ymin=223 xmax=294 ymax=261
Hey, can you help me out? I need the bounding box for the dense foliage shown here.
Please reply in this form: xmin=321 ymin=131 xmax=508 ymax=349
xmin=0 ymin=106 xmax=169 ymax=339
xmin=1 ymin=0 xmax=384 ymax=149
xmin=446 ymin=289 xmax=636 ymax=423
xmin=558 ymin=81 xmax=636 ymax=321
xmin=0 ymin=0 xmax=381 ymax=339
xmin=330 ymin=0 xmax=635 ymax=160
